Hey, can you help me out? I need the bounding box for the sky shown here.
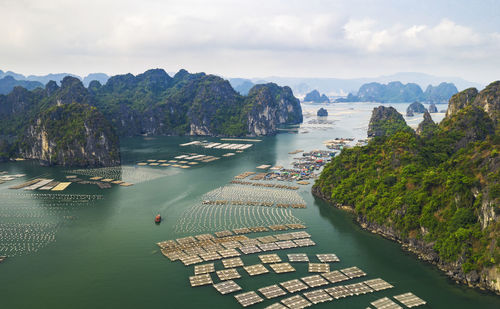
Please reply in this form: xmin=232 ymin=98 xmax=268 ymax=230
xmin=0 ymin=0 xmax=499 ymax=83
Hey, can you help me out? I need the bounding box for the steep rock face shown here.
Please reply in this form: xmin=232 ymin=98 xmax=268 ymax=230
xmin=304 ymin=90 xmax=330 ymax=103
xmin=317 ymin=108 xmax=328 ymax=116
xmin=424 ymin=82 xmax=458 ymax=103
xmin=20 ymin=103 xmax=120 ymax=167
xmin=428 ymin=103 xmax=438 ymax=113
xmin=94 ymin=69 xmax=302 ymax=137
xmin=446 ymin=88 xmax=478 ymax=118
xmin=472 ymin=81 xmax=500 ymax=126
xmin=245 ymin=83 xmax=303 ymax=136
xmin=367 ymin=106 xmax=409 ymax=137
xmin=406 ymin=101 xmax=427 ymax=116
xmin=440 ymin=105 xmax=494 ymax=150
xmin=416 ymin=111 xmax=437 ymax=137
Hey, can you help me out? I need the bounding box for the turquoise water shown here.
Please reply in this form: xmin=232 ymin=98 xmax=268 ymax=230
xmin=0 ymin=103 xmax=498 ymax=308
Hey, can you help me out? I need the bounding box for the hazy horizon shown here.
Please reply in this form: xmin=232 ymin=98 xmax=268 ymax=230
xmin=1 ymin=1 xmax=499 ymax=84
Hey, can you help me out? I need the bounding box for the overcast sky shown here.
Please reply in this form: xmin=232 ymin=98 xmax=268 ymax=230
xmin=1 ymin=0 xmax=499 ymax=83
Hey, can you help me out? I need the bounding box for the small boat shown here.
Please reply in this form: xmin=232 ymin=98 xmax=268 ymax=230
xmin=155 ymin=214 xmax=161 ymax=224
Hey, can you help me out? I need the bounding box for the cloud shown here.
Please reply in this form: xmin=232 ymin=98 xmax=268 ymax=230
xmin=342 ymin=18 xmax=500 ymax=58
xmin=0 ymin=0 xmax=499 ymax=83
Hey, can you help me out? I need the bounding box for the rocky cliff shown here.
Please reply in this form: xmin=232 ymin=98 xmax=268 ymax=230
xmin=304 ymin=90 xmax=330 ymax=103
xmin=367 ymin=106 xmax=409 ymax=137
xmin=317 ymin=108 xmax=328 ymax=117
xmin=20 ymin=103 xmax=120 ymax=167
xmin=416 ymin=111 xmax=437 ymax=137
xmin=406 ymin=101 xmax=427 ymax=116
xmin=92 ymin=69 xmax=302 ymax=137
xmin=245 ymin=83 xmax=303 ymax=136
xmin=314 ymin=82 xmax=500 ymax=294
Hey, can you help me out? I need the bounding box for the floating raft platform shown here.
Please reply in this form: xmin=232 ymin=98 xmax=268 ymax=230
xmin=301 ymin=275 xmax=329 ymax=288
xmin=371 ymin=297 xmax=402 ymax=309
xmin=200 ymin=251 xmax=222 ymax=261
xmin=243 ymin=264 xmax=269 ymax=276
xmin=259 ymin=254 xmax=282 ymax=264
xmin=25 ymin=179 xmax=53 ymax=190
xmin=181 ymin=255 xmax=203 ymax=266
xmin=276 ymin=240 xmax=297 ymax=249
xmin=189 ymin=274 xmax=213 ymax=287
xmin=345 ymin=282 xmax=373 ymax=295
xmin=280 ymin=279 xmax=308 ymax=293
xmin=321 ymin=270 xmax=349 ymax=284
xmin=265 ymin=303 xmax=286 ymax=309
xmin=222 ymin=257 xmax=244 ymax=268
xmin=220 ymin=138 xmax=261 ymax=142
xmin=303 ymin=289 xmax=332 ymax=304
xmin=39 ymin=181 xmax=59 ymax=190
xmin=194 ymin=263 xmax=215 ymax=275
xmin=219 ymin=249 xmax=240 ymax=258
xmin=364 ymin=278 xmax=394 ymax=291
xmin=316 ymin=253 xmax=339 ymax=263
xmin=393 ymin=292 xmax=426 ymax=307
xmin=51 ymin=182 xmax=71 ymax=191
xmin=308 ymin=263 xmax=330 ymax=273
xmin=256 ymin=164 xmax=272 ymax=169
xmin=280 ymin=295 xmax=311 ymax=309
xmin=240 ymin=245 xmax=261 ymax=255
xmin=216 ymin=268 xmax=241 ymax=281
xmin=294 ymin=238 xmax=316 ymax=247
xmin=340 ymin=266 xmax=366 ymax=279
xmin=288 ymin=253 xmax=309 ymax=262
xmin=269 ymin=262 xmax=295 ymax=274
xmin=258 ymin=284 xmax=286 ymax=299
xmin=213 ymin=280 xmax=242 ymax=295
xmin=234 ymin=291 xmax=263 ymax=307
xmin=10 ymin=178 xmax=41 ymax=189
xmin=258 ymin=243 xmax=280 ymax=252
xmin=324 ymin=285 xmax=353 ymax=299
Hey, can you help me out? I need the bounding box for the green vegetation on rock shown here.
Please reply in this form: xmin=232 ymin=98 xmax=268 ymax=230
xmin=314 ymin=82 xmax=500 ymax=292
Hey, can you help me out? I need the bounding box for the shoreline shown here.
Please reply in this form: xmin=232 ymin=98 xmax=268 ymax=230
xmin=311 ymin=184 xmax=500 ymax=296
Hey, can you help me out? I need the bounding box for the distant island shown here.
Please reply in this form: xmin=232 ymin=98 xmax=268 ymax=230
xmin=335 ymin=81 xmax=458 ymax=103
xmin=304 ymin=89 xmax=330 ymax=103
xmin=0 ymin=69 xmax=303 ymax=167
xmin=0 ymin=76 xmax=43 ymax=94
xmin=314 ymin=82 xmax=500 ymax=294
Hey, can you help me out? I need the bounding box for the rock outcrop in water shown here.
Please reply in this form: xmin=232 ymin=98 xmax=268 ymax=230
xmin=314 ymin=81 xmax=500 ymax=294
xmin=317 ymin=108 xmax=328 ymax=117
xmin=304 ymin=90 xmax=330 ymax=103
xmin=335 ymin=81 xmax=458 ymax=103
xmin=0 ymin=68 xmax=303 ymax=165
xmin=91 ymin=69 xmax=302 ymax=137
xmin=428 ymin=103 xmax=438 ymax=113
xmin=20 ymin=103 xmax=120 ymax=167
xmin=245 ymin=83 xmax=303 ymax=135
xmin=406 ymin=101 xmax=427 ymax=116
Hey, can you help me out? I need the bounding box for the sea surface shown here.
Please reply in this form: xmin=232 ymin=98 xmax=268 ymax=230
xmin=0 ymin=102 xmax=499 ymax=308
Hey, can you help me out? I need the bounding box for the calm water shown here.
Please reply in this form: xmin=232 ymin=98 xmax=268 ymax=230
xmin=0 ymin=103 xmax=498 ymax=308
